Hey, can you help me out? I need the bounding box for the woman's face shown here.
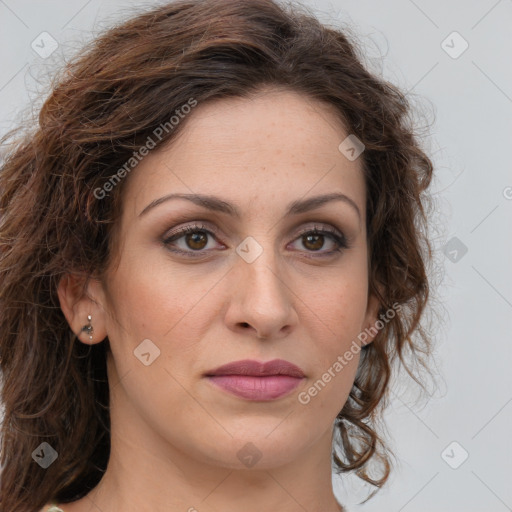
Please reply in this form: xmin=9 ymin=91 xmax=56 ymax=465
xmin=87 ymin=89 xmax=380 ymax=470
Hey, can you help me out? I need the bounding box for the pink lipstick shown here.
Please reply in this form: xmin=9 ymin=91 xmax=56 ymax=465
xmin=204 ymin=359 xmax=305 ymax=401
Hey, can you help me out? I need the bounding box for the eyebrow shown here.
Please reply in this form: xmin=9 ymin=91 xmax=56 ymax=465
xmin=138 ymin=192 xmax=361 ymax=221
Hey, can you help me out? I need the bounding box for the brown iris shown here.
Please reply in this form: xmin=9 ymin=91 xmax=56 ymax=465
xmin=186 ymin=231 xmax=208 ymax=250
xmin=302 ymin=233 xmax=324 ymax=251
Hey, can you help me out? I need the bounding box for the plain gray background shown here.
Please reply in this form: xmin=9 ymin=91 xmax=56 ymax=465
xmin=1 ymin=1 xmax=511 ymax=511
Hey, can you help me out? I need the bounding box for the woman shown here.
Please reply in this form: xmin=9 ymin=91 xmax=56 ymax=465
xmin=0 ymin=0 xmax=436 ymax=511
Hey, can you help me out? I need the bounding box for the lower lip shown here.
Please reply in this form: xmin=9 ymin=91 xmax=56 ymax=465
xmin=206 ymin=375 xmax=303 ymax=401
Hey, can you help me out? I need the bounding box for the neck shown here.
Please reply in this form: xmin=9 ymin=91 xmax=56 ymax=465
xmin=83 ymin=406 xmax=344 ymax=511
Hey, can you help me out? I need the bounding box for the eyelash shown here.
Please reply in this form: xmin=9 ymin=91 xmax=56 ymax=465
xmin=162 ymin=222 xmax=350 ymax=258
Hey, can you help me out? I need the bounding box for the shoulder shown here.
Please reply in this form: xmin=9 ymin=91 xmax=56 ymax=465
xmin=40 ymin=505 xmax=65 ymax=512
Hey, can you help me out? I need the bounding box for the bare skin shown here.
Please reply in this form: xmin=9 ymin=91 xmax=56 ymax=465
xmin=53 ymin=88 xmax=381 ymax=512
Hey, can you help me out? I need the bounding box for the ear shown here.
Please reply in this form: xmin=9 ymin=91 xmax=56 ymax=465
xmin=360 ymin=284 xmax=385 ymax=348
xmin=57 ymin=272 xmax=108 ymax=345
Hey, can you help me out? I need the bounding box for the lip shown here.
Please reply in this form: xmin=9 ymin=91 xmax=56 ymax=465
xmin=204 ymin=359 xmax=305 ymax=401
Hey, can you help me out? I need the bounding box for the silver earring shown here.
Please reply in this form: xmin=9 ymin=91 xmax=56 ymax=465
xmin=81 ymin=315 xmax=94 ymax=341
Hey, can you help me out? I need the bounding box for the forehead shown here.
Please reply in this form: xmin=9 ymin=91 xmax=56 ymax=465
xmin=121 ymin=90 xmax=366 ymax=222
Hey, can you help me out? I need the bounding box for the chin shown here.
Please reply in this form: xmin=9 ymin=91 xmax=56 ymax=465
xmin=191 ymin=427 xmax=316 ymax=471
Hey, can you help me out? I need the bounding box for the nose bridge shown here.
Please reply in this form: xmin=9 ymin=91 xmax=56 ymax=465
xmin=230 ymin=233 xmax=294 ymax=335
xmin=236 ymin=233 xmax=286 ymax=299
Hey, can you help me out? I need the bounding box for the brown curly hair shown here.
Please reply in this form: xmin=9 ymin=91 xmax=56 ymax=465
xmin=0 ymin=0 xmax=438 ymax=510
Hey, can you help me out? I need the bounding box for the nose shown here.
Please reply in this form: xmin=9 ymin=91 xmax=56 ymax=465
xmin=224 ymin=242 xmax=298 ymax=340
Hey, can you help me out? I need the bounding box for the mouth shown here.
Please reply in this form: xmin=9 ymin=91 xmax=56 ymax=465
xmin=204 ymin=359 xmax=306 ymax=401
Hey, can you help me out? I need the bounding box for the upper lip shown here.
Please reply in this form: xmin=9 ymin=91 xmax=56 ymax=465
xmin=205 ymin=359 xmax=305 ymax=378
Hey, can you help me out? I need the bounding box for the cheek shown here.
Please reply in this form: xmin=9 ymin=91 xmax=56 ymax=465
xmin=106 ymin=253 xmax=198 ymax=337
xmin=296 ymin=268 xmax=368 ymax=410
xmin=298 ymin=242 xmax=369 ymax=333
xmin=104 ymin=255 xmax=218 ymax=378
xmin=103 ymin=261 xmax=207 ymax=416
xmin=305 ymin=277 xmax=368 ymax=346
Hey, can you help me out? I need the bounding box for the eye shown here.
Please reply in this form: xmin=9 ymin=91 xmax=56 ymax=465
xmin=288 ymin=224 xmax=349 ymax=257
xmin=162 ymin=222 xmax=349 ymax=258
xmin=162 ymin=223 xmax=223 ymax=257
